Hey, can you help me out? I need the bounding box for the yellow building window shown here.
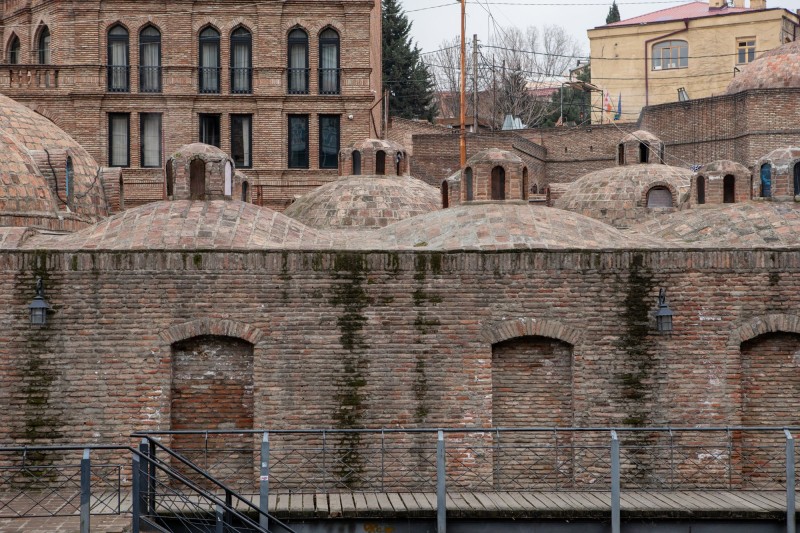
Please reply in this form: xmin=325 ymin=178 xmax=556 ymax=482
xmin=652 ymin=40 xmax=688 ymax=70
xmin=737 ymin=39 xmax=756 ymax=64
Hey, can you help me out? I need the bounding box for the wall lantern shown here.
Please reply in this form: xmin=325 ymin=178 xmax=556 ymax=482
xmin=28 ymin=277 xmax=51 ymax=326
xmin=655 ymin=288 xmax=673 ymax=333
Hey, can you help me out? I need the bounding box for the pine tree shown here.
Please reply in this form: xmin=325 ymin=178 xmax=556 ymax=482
xmin=382 ymin=0 xmax=435 ymax=121
xmin=541 ymin=65 xmax=592 ymax=127
xmin=606 ymin=1 xmax=621 ymax=24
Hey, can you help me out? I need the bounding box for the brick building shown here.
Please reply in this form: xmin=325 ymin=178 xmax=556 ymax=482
xmin=0 ymin=0 xmax=382 ymax=211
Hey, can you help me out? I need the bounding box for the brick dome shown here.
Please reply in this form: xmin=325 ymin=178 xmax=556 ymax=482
xmin=0 ymin=128 xmax=58 ymax=222
xmin=634 ymin=202 xmax=800 ymax=247
xmin=283 ymin=175 xmax=441 ymax=229
xmin=727 ymin=40 xmax=800 ymax=95
xmin=554 ymin=164 xmax=692 ymax=228
xmin=376 ymin=203 xmax=658 ymax=250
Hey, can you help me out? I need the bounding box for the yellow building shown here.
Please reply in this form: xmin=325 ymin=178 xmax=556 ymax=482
xmin=588 ymin=1 xmax=799 ymax=122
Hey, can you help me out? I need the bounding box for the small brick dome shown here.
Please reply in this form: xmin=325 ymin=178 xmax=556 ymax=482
xmin=0 ymin=128 xmax=58 ymax=220
xmin=339 ymin=138 xmax=409 ymax=177
xmin=284 ymin=175 xmax=441 ymax=229
xmin=691 ymin=160 xmax=751 ymax=206
xmin=461 ymin=148 xmax=530 ymax=203
xmin=166 ymin=143 xmax=245 ymax=201
xmin=617 ymin=130 xmax=665 ymax=165
xmin=377 ymin=203 xmax=658 ymax=250
xmin=727 ymin=40 xmax=800 ymax=95
xmin=554 ymin=164 xmax=692 ymax=228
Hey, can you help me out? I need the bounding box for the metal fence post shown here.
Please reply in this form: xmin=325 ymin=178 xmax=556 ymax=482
xmin=611 ymin=430 xmax=620 ymax=533
xmin=786 ymin=429 xmax=796 ymax=533
xmin=437 ymin=430 xmax=446 ymax=533
xmin=131 ymin=453 xmax=141 ymax=533
xmin=137 ymin=440 xmax=149 ymax=520
xmin=80 ymin=449 xmax=90 ymax=533
xmin=215 ymin=504 xmax=224 ymax=533
xmin=260 ymin=432 xmax=270 ymax=530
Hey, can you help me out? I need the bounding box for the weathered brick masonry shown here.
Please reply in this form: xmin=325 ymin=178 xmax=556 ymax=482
xmin=3 ymin=248 xmax=800 ymax=448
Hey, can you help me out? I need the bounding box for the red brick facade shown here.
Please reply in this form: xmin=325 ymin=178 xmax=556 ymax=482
xmin=0 ymin=0 xmax=382 ymax=211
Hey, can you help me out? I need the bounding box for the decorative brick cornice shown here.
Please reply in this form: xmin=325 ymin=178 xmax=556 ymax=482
xmin=480 ymin=317 xmax=582 ymax=346
xmin=730 ymin=314 xmax=800 ymax=345
xmin=159 ymin=318 xmax=265 ymax=345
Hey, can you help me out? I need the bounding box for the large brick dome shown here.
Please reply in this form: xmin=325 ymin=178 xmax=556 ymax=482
xmin=0 ymin=128 xmax=59 ymax=223
xmin=727 ymin=39 xmax=800 ymax=95
xmin=554 ymin=164 xmax=692 ymax=228
xmin=283 ymin=175 xmax=441 ymax=229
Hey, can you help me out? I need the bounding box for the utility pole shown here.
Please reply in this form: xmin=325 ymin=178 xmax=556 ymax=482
xmin=383 ymin=89 xmax=389 ymax=139
xmin=492 ymin=53 xmax=497 ymax=131
xmin=472 ymin=34 xmax=479 ymax=134
xmin=459 ymin=0 xmax=467 ymax=167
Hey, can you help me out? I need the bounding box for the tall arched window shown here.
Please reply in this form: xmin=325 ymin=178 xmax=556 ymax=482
xmin=287 ymin=28 xmax=308 ymax=94
xmin=652 ymin=40 xmax=688 ymax=70
xmin=375 ymin=150 xmax=386 ymax=175
xmin=491 ymin=166 xmax=506 ymax=200
xmin=65 ymin=156 xmax=73 ymax=204
xmin=723 ymin=175 xmax=735 ymax=204
xmin=230 ymin=27 xmax=252 ymax=94
xmin=242 ymin=181 xmax=249 ymax=202
xmin=199 ymin=27 xmax=221 ymax=94
xmin=522 ymin=167 xmax=529 ymax=200
xmin=107 ymin=25 xmax=129 ymax=92
xmin=37 ymin=26 xmax=51 ymax=64
xmin=696 ymin=176 xmax=705 ymax=205
xmin=319 ymin=28 xmax=340 ymax=95
xmin=639 ymin=142 xmax=649 ymax=164
xmin=465 ymin=167 xmax=474 ymax=201
xmin=618 ymin=143 xmax=625 ymax=165
xmin=166 ymin=159 xmax=174 ymax=197
xmin=7 ymin=35 xmax=20 ymax=65
xmin=190 ymin=159 xmax=206 ymax=200
xmin=441 ymin=180 xmax=449 ymax=209
xmin=140 ymin=25 xmax=161 ymax=93
xmin=760 ymin=164 xmax=772 ymax=198
xmin=352 ymin=150 xmax=361 ymax=175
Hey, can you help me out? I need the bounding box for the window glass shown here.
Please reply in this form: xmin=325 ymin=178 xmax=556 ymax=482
xmin=319 ymin=28 xmax=340 ymax=94
xmin=140 ymin=26 xmax=161 ymax=92
xmin=109 ymin=113 xmax=130 ymax=167
xmin=652 ymin=40 xmax=688 ymax=70
xmin=231 ymin=114 xmax=252 ymax=168
xmin=319 ymin=115 xmax=340 ymax=169
xmin=737 ymin=39 xmax=756 ymax=64
xmin=38 ymin=27 xmax=50 ymax=64
xmin=65 ymin=157 xmax=73 ymax=203
xmin=8 ymin=36 xmax=20 ymax=65
xmin=199 ymin=27 xmax=220 ymax=93
xmin=108 ymin=25 xmax=129 ymax=92
xmin=288 ymin=115 xmax=309 ymax=168
xmin=288 ymin=29 xmax=308 ymax=94
xmin=231 ymin=27 xmax=252 ymax=94
xmin=140 ymin=113 xmax=162 ymax=168
xmin=199 ymin=114 xmax=221 ymax=147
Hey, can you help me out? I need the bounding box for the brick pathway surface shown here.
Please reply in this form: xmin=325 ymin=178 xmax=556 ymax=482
xmin=0 ymin=515 xmax=130 ymax=532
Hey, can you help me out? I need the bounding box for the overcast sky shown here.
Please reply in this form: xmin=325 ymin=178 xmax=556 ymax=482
xmin=402 ymin=0 xmax=800 ymax=56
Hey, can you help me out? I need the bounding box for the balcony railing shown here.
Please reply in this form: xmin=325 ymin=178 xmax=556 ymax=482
xmin=319 ymin=68 xmax=341 ymax=95
xmin=198 ymin=67 xmax=221 ymax=94
xmin=287 ymin=67 xmax=309 ymax=94
xmin=4 ymin=66 xmax=59 ymax=89
xmin=230 ymin=67 xmax=252 ymax=94
xmin=139 ymin=66 xmax=161 ymax=93
xmin=107 ymin=65 xmax=129 ymax=92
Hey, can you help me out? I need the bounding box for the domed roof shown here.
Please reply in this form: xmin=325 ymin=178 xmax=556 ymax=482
xmin=633 ymin=202 xmax=800 ymax=247
xmin=169 ymin=143 xmax=231 ymax=162
xmin=29 ymin=200 xmax=336 ymax=250
xmin=0 ymin=93 xmax=108 ymax=222
xmin=0 ymin=128 xmax=57 ymax=217
xmin=376 ymin=203 xmax=659 ymax=250
xmin=466 ymin=148 xmax=523 ymax=165
xmin=554 ymin=164 xmax=692 ymax=228
xmin=283 ymin=175 xmax=441 ymax=229
xmin=696 ymin=159 xmax=750 ymax=175
xmin=620 ymin=130 xmax=661 ymax=143
xmin=727 ymin=40 xmax=800 ymax=95
xmin=758 ymin=146 xmax=800 ymax=164
xmin=345 ymin=138 xmax=405 ymax=152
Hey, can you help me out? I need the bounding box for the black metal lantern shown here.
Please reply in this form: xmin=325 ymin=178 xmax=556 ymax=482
xmin=28 ymin=277 xmax=51 ymax=326
xmin=655 ymin=288 xmax=673 ymax=333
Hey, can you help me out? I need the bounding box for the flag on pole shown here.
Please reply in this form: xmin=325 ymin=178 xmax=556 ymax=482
xmin=604 ymin=91 xmax=613 ymax=114
xmin=614 ymin=93 xmax=622 ymax=121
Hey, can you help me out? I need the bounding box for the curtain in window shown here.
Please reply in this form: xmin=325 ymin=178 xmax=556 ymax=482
xmin=319 ymin=116 xmax=339 ymax=169
xmin=142 ymin=115 xmax=160 ymax=167
xmin=39 ymin=29 xmax=50 ymax=64
xmin=289 ymin=32 xmax=307 ymax=92
xmin=110 ymin=39 xmax=128 ymax=89
xmin=320 ymin=42 xmax=337 ymax=93
xmin=242 ymin=117 xmax=251 ymax=167
xmin=140 ymin=28 xmax=160 ymax=92
xmin=9 ymin=37 xmax=20 ymax=64
xmin=232 ymin=115 xmax=251 ymax=167
xmin=232 ymin=36 xmax=250 ymax=92
xmin=289 ymin=116 xmax=308 ymax=168
xmin=110 ymin=115 xmax=128 ymax=166
xmin=201 ymin=31 xmax=219 ymax=92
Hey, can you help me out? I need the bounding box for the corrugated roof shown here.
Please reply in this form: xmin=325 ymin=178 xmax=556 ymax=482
xmin=603 ymin=1 xmax=751 ymax=27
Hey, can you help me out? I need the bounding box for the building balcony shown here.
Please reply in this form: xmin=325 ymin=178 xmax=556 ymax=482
xmin=2 ymin=65 xmax=59 ymax=90
xmin=287 ymin=68 xmax=309 ymax=95
xmin=139 ymin=66 xmax=162 ymax=93
xmin=319 ymin=68 xmax=341 ymax=95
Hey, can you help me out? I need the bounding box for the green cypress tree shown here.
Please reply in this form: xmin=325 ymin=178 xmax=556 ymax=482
xmin=606 ymin=1 xmax=621 ymax=24
xmin=382 ymin=0 xmax=435 ymax=121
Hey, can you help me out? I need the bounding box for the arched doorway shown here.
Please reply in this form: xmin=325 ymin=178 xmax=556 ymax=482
xmin=491 ymin=166 xmax=505 ymax=200
xmin=375 ymin=150 xmax=386 ymax=175
xmin=760 ymin=164 xmax=771 ymax=198
xmin=464 ymin=167 xmax=474 ymax=201
xmin=646 ymin=186 xmax=673 ymax=207
xmin=190 ymin=159 xmax=206 ymax=200
xmin=723 ymin=175 xmax=735 ymax=204
xmin=522 ymin=167 xmax=529 ymax=200
xmin=441 ymin=180 xmax=449 ymax=208
xmin=794 ymin=162 xmax=800 ymax=196
xmin=165 ymin=159 xmax=174 ymax=197
xmin=352 ymin=150 xmax=361 ymax=175
xmin=242 ymin=181 xmax=249 ymax=202
xmin=639 ymin=142 xmax=649 ymax=164
xmin=696 ymin=176 xmax=705 ymax=205
xmin=618 ymin=144 xmax=625 ymax=165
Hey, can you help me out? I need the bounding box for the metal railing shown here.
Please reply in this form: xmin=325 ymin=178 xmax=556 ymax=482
xmin=107 ymin=65 xmax=130 ymax=92
xmin=230 ymin=67 xmax=252 ymax=94
xmin=287 ymin=68 xmax=309 ymax=94
xmin=318 ymin=68 xmax=340 ymax=95
xmin=199 ymin=67 xmax=221 ymax=94
xmin=139 ymin=66 xmax=162 ymax=93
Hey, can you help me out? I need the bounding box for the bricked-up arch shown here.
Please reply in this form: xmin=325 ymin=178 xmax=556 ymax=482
xmin=160 ymin=318 xmax=265 ymax=346
xmin=481 ymin=317 xmax=583 ymax=346
xmin=729 ymin=314 xmax=800 ymax=347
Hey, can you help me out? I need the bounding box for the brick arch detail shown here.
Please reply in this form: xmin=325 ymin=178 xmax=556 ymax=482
xmin=29 ymin=105 xmax=66 ymax=130
xmin=316 ymin=22 xmax=344 ymax=37
xmin=138 ymin=21 xmax=163 ymax=35
xmin=105 ymin=21 xmax=131 ymax=33
xmin=228 ymin=19 xmax=256 ymax=35
xmin=480 ymin=317 xmax=582 ymax=347
xmin=642 ymin=180 xmax=680 ymax=207
xmin=729 ymin=314 xmax=800 ymax=346
xmin=194 ymin=20 xmax=223 ymax=34
xmin=159 ymin=318 xmax=265 ymax=346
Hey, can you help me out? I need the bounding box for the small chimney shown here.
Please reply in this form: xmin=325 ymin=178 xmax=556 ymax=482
xmin=749 ymin=0 xmax=766 ymax=9
xmin=708 ymin=0 xmax=725 ymax=9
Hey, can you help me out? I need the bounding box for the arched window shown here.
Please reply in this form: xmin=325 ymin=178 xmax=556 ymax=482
xmin=395 ymin=152 xmax=402 ymax=176
xmin=319 ymin=28 xmax=340 ymax=95
xmin=190 ymin=159 xmax=206 ymax=200
xmin=65 ymin=156 xmax=73 ymax=204
xmin=522 ymin=167 xmax=529 ymax=200
xmin=696 ymin=176 xmax=705 ymax=205
xmin=352 ymin=150 xmax=361 ymax=175
xmin=7 ymin=35 xmax=20 ymax=65
xmin=224 ymin=161 xmax=233 ymax=197
xmin=107 ymin=25 xmax=129 ymax=92
xmin=230 ymin=27 xmax=252 ymax=94
xmin=242 ymin=181 xmax=249 ymax=202
xmin=37 ymin=26 xmax=50 ymax=64
xmin=618 ymin=143 xmax=625 ymax=165
xmin=639 ymin=142 xmax=649 ymax=164
xmin=375 ymin=150 xmax=386 ymax=175
xmin=491 ymin=166 xmax=506 ymax=200
xmin=165 ymin=159 xmax=174 ymax=197
xmin=760 ymin=164 xmax=772 ymax=198
xmin=646 ymin=186 xmax=673 ymax=208
xmin=723 ymin=175 xmax=735 ymax=204
xmin=287 ymin=28 xmax=309 ymax=94
xmin=652 ymin=40 xmax=688 ymax=70
xmin=441 ymin=180 xmax=449 ymax=209
xmin=140 ymin=25 xmax=161 ymax=93
xmin=465 ymin=167 xmax=474 ymax=201
xmin=199 ymin=27 xmax=221 ymax=94
xmin=794 ymin=162 xmax=800 ymax=197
